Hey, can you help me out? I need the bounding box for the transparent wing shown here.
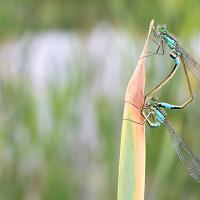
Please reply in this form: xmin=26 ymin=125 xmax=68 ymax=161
xmin=177 ymin=44 xmax=200 ymax=80
xmin=163 ymin=120 xmax=200 ymax=182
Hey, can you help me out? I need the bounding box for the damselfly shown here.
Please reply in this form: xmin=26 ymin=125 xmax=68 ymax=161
xmin=146 ymin=24 xmax=198 ymax=105
xmin=124 ymin=97 xmax=200 ymax=183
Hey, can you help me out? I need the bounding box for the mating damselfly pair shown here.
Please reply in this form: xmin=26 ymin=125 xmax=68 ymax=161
xmin=124 ymin=23 xmax=200 ymax=183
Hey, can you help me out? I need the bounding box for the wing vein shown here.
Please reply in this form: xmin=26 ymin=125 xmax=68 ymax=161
xmin=163 ymin=119 xmax=200 ymax=182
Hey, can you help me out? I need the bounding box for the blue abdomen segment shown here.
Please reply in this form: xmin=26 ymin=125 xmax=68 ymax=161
xmin=155 ymin=109 xmax=165 ymax=123
xmin=170 ymin=54 xmax=180 ymax=65
xmin=149 ymin=109 xmax=165 ymax=128
xmin=159 ymin=102 xmax=177 ymax=109
xmin=150 ymin=122 xmax=161 ymax=128
xmin=174 ymin=56 xmax=180 ymax=65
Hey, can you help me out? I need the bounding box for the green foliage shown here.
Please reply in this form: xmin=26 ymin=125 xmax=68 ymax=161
xmin=1 ymin=0 xmax=200 ymax=38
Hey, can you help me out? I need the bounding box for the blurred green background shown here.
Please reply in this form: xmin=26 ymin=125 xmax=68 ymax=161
xmin=1 ymin=0 xmax=200 ymax=199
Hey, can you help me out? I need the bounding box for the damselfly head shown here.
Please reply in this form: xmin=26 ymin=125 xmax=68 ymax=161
xmin=145 ymin=96 xmax=158 ymax=107
xmin=150 ymin=96 xmax=158 ymax=104
xmin=157 ymin=24 xmax=167 ymax=34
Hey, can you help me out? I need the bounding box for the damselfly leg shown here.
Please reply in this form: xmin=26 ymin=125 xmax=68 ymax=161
xmin=123 ymin=101 xmax=156 ymax=127
xmin=141 ymin=39 xmax=164 ymax=59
